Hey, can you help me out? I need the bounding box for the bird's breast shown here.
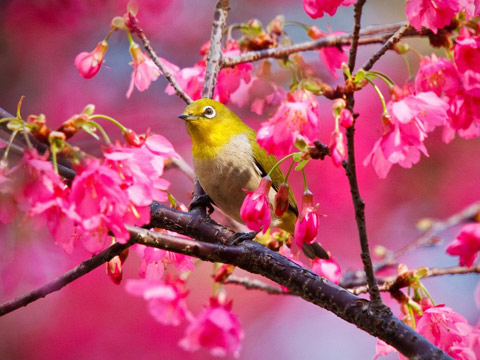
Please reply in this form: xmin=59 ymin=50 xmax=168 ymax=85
xmin=193 ymin=133 xmax=262 ymax=223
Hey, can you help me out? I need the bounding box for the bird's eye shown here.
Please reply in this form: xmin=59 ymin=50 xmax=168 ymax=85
xmin=202 ymin=106 xmax=216 ymax=119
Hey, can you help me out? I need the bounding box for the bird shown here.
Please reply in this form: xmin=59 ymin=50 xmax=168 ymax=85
xmin=179 ymin=98 xmax=328 ymax=259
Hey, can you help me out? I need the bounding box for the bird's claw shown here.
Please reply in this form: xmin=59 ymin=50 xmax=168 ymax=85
xmin=189 ymin=194 xmax=214 ymax=214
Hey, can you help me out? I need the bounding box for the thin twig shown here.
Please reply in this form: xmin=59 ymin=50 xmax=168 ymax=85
xmin=222 ymin=22 xmax=417 ymax=68
xmin=350 ymin=264 xmax=480 ymax=295
xmin=166 ymin=156 xmax=195 ymax=181
xmin=348 ymin=0 xmax=367 ymax=73
xmin=202 ymin=0 xmax=230 ymax=98
xmin=376 ymin=201 xmax=480 ymax=271
xmin=343 ymin=0 xmax=383 ymax=307
xmin=362 ymin=24 xmax=411 ymax=71
xmin=133 ymin=26 xmax=193 ymax=104
xmin=0 ymin=241 xmax=133 ymax=316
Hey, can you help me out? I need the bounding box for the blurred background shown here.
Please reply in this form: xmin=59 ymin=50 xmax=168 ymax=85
xmin=0 ymin=0 xmax=479 ymax=359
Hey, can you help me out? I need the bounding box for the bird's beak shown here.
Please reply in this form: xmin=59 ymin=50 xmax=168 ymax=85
xmin=178 ymin=113 xmax=196 ymax=121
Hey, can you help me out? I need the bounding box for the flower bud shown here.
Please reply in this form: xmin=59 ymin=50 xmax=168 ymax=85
xmin=294 ymin=190 xmax=319 ymax=246
xmin=339 ymin=109 xmax=354 ymax=128
xmin=274 ymin=183 xmax=290 ymax=217
xmin=124 ymin=129 xmax=146 ymax=147
xmin=240 ymin=176 xmax=272 ymax=232
xmin=74 ymin=40 xmax=108 ymax=79
xmin=329 ymin=131 xmax=346 ymax=167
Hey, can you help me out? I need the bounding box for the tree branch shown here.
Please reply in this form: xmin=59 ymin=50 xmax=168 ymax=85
xmin=202 ymin=0 xmax=230 ymax=98
xmin=0 ymin=241 xmax=133 ymax=316
xmin=350 ymin=264 xmax=480 ymax=295
xmin=132 ymin=22 xmax=193 ymax=104
xmin=361 ymin=24 xmax=411 ymax=71
xmin=221 ymin=22 xmax=418 ymax=67
xmin=343 ymin=0 xmax=383 ymax=307
xmin=224 ymin=275 xmax=290 ymax=295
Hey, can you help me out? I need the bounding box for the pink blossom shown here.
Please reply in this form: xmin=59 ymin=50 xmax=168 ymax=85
xmin=126 ymin=42 xmax=160 ymax=98
xmin=405 ymin=0 xmax=460 ymax=34
xmin=0 ymin=161 xmax=18 ymax=224
xmin=240 ymin=176 xmax=272 ymax=232
xmin=179 ymin=297 xmax=244 ymax=357
xmin=136 ymin=241 xmax=194 ymax=281
xmin=307 ymin=27 xmax=348 ymax=78
xmin=70 ymin=159 xmax=130 ymax=253
xmin=417 ymin=304 xmax=480 ymax=359
xmin=339 ymin=109 xmax=354 ymax=128
xmin=364 ymin=91 xmax=449 ymax=178
xmin=125 ymin=278 xmax=190 ymax=326
xmin=311 ymin=257 xmax=342 ymax=284
xmin=446 ymin=223 xmax=480 ymax=267
xmin=460 ymin=0 xmax=480 ymax=19
xmin=274 ymin=183 xmax=290 ymax=217
xmin=257 ymin=90 xmax=320 ymax=157
xmin=16 ymin=150 xmax=77 ymax=253
xmin=106 ymin=255 xmax=123 ymax=285
xmin=166 ymin=41 xmax=251 ymax=104
xmin=294 ymin=191 xmax=319 ymax=247
xmin=329 ymin=131 xmax=346 ymax=167
xmin=215 ymin=41 xmax=252 ymax=104
xmin=454 ymin=27 xmax=480 ymax=74
xmin=303 ymin=0 xmax=354 ymax=18
xmin=415 ymin=54 xmax=460 ymax=97
xmin=165 ymin=61 xmax=205 ymax=101
xmin=74 ymin=40 xmax=108 ymax=79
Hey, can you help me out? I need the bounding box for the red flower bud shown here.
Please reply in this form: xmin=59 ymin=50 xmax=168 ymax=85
xmin=274 ymin=183 xmax=290 ymax=217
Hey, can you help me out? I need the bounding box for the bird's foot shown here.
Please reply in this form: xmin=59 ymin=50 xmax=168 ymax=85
xmin=189 ymin=194 xmax=214 ymax=215
xmin=230 ymin=231 xmax=258 ymax=246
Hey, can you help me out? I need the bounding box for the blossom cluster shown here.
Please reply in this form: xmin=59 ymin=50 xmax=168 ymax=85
xmin=0 ymin=134 xmax=174 ymax=254
xmin=375 ymin=300 xmax=480 ymax=359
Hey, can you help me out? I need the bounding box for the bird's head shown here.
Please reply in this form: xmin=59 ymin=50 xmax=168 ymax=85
xmin=179 ymin=99 xmax=248 ymax=149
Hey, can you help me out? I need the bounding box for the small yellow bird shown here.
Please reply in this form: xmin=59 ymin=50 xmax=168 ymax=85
xmin=179 ymin=99 xmax=328 ymax=259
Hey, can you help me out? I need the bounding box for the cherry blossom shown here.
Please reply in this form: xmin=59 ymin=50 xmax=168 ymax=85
xmin=311 ymin=257 xmax=342 ymax=284
xmin=364 ymin=91 xmax=449 ymax=178
xmin=303 ymin=0 xmax=355 ymax=18
xmin=125 ymin=278 xmax=190 ymax=326
xmin=405 ymin=0 xmax=460 ymax=34
xmin=257 ymin=90 xmax=320 ymax=157
xmin=240 ymin=176 xmax=272 ymax=232
xmin=179 ymin=297 xmax=244 ymax=357
xmin=446 ymin=223 xmax=480 ymax=267
xmin=74 ymin=40 xmax=108 ymax=79
xmin=294 ymin=190 xmax=319 ymax=247
xmin=126 ymin=42 xmax=160 ymax=98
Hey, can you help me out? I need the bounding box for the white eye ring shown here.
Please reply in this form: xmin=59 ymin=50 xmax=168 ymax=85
xmin=202 ymin=105 xmax=216 ymax=119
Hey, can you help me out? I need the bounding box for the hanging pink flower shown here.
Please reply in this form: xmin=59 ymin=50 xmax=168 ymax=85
xmin=308 ymin=26 xmax=348 ymax=79
xmin=126 ymin=42 xmax=161 ymax=98
xmin=179 ymin=297 xmax=244 ymax=358
xmin=69 ymin=159 xmax=130 ymax=253
xmin=446 ymin=223 xmax=480 ymax=267
xmin=74 ymin=40 xmax=108 ymax=79
xmin=257 ymin=90 xmax=320 ymax=157
xmin=415 ymin=54 xmax=460 ymax=97
xmin=329 ymin=131 xmax=346 ymax=167
xmin=240 ymin=176 xmax=272 ymax=232
xmin=405 ymin=0 xmax=460 ymax=34
xmin=125 ymin=278 xmax=190 ymax=326
xmin=294 ymin=190 xmax=319 ymax=247
xmin=303 ymin=0 xmax=355 ymax=18
xmin=364 ymin=91 xmax=449 ymax=178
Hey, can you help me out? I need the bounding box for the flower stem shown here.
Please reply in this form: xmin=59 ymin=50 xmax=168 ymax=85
xmin=266 ymin=153 xmax=296 ymax=178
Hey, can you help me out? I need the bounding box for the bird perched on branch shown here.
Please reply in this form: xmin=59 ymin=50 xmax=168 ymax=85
xmin=179 ymin=98 xmax=328 ymax=259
